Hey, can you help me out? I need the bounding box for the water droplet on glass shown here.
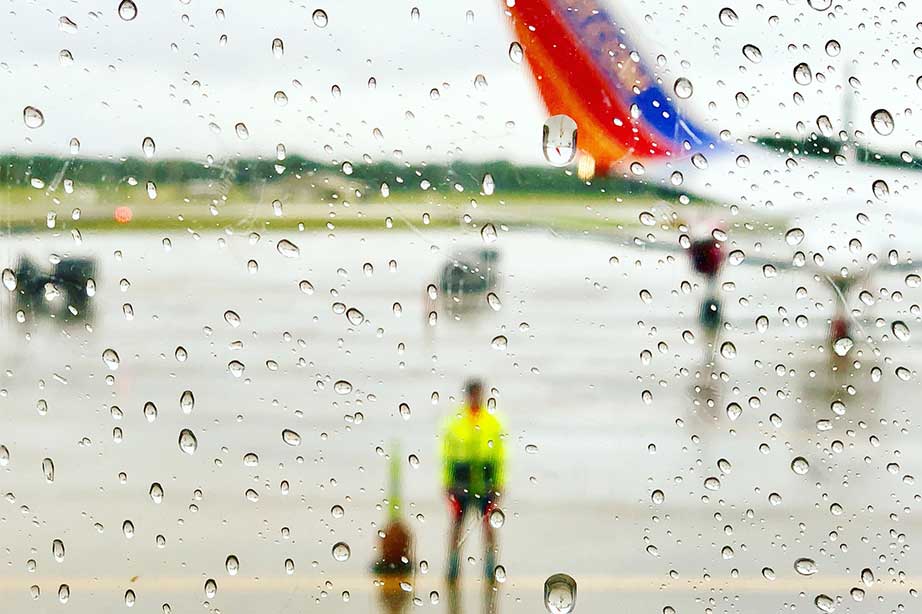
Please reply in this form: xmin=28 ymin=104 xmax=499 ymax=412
xmin=807 ymin=0 xmax=833 ymax=10
xmin=718 ymin=7 xmax=738 ymax=25
xmin=720 ymin=342 xmax=737 ymax=359
xmin=52 ymin=539 xmax=65 ymax=562
xmin=651 ymin=489 xmax=665 ymax=504
xmin=224 ymin=360 xmax=245 ymax=378
xmin=58 ymin=16 xmax=77 ymax=33
xmin=491 ymin=335 xmax=508 ymax=350
xmin=896 ymin=366 xmax=912 ymax=381
xmin=59 ymin=49 xmax=74 ymax=65
xmin=871 ymin=109 xmax=894 ymax=135
xmin=544 ymin=573 xmax=576 ymax=614
xmin=225 ymin=555 xmax=239 ymax=575
xmin=791 ymin=456 xmax=810 ymax=475
xmin=542 ymin=115 xmax=578 ymax=166
xmin=2 ymin=268 xmax=17 ymax=291
xmin=332 ymin=541 xmax=351 ymax=561
xmin=122 ymin=520 xmax=135 ymax=538
xmin=271 ymin=38 xmax=284 ymax=58
xmin=118 ymin=0 xmax=137 ymax=21
xmin=742 ymin=44 xmax=762 ymax=63
xmin=892 ymin=320 xmax=910 ymax=342
xmin=481 ymin=223 xmax=498 ymax=243
xmin=673 ymin=77 xmax=693 ymax=99
xmin=482 ymin=173 xmax=495 ymax=195
xmin=143 ymin=401 xmax=158 ymax=422
xmin=825 ymin=39 xmax=841 ymax=56
xmin=23 ymin=106 xmax=45 ymax=129
xmin=334 ymin=380 xmax=353 ymax=395
xmin=102 ymin=348 xmax=120 ymax=370
xmin=793 ymin=62 xmax=813 ymax=85
xmin=860 ymin=568 xmax=874 ymax=586
xmin=814 ymin=594 xmax=834 ymax=613
xmin=149 ymin=482 xmax=163 ymax=503
xmin=345 ymin=308 xmax=364 ymax=325
xmin=234 ymin=122 xmax=249 ymax=140
xmin=785 ymin=227 xmax=805 ymax=246
xmin=178 ymin=429 xmax=198 ymax=454
xmin=508 ymin=42 xmax=523 ymax=63
xmin=180 ymin=390 xmax=194 ymax=414
xmin=794 ymin=557 xmax=817 ymax=575
xmin=282 ymin=429 xmax=301 ymax=446
xmin=276 ymin=239 xmax=300 ymax=258
xmin=312 ymin=9 xmax=328 ymax=28
xmin=704 ymin=476 xmax=721 ymax=490
xmin=833 ymin=336 xmax=853 ymax=356
xmin=204 ymin=578 xmax=217 ymax=599
xmin=141 ymin=136 xmax=156 ymax=159
xmin=58 ymin=584 xmax=70 ymax=604
xmin=489 ymin=507 xmax=505 ymax=528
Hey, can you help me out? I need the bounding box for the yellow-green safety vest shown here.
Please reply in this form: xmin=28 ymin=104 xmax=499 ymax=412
xmin=440 ymin=407 xmax=506 ymax=496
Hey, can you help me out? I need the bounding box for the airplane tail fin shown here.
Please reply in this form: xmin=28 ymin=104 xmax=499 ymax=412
xmin=503 ymin=0 xmax=717 ymax=172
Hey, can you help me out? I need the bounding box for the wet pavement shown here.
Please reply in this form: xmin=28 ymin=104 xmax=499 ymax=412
xmin=1 ymin=224 xmax=920 ymax=613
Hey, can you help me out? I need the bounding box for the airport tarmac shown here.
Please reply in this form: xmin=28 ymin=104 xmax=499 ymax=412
xmin=0 ymin=224 xmax=920 ymax=614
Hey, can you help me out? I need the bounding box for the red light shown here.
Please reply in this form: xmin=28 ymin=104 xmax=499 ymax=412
xmin=114 ymin=206 xmax=133 ymax=224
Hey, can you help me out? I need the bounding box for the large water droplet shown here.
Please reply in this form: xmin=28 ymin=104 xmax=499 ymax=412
xmin=542 ymin=115 xmax=578 ymax=167
xmin=482 ymin=173 xmax=495 ymax=195
xmin=180 ymin=390 xmax=194 ymax=414
xmin=282 ymin=429 xmax=302 ymax=446
xmin=790 ymin=456 xmax=810 ymax=475
xmin=673 ymin=77 xmax=694 ymax=99
xmin=58 ymin=584 xmax=70 ymax=604
xmin=742 ymin=44 xmax=762 ymax=63
xmin=794 ymin=558 xmax=817 ymax=575
xmin=793 ymin=62 xmax=813 ymax=85
xmin=143 ymin=401 xmax=158 ymax=422
xmin=102 ymin=349 xmax=120 ymax=370
xmin=719 ymin=342 xmax=737 ymax=359
xmin=118 ymin=0 xmax=138 ymax=21
xmin=345 ymin=307 xmax=364 ymax=325
xmin=718 ymin=7 xmax=738 ymax=25
xmin=785 ymin=227 xmax=805 ymax=246
xmin=149 ymin=482 xmax=164 ymax=503
xmin=52 ymin=539 xmax=65 ymax=562
xmin=481 ymin=223 xmax=497 ymax=243
xmin=276 ymin=239 xmax=300 ymax=258
xmin=225 ymin=555 xmax=239 ymax=575
xmin=871 ymin=109 xmax=894 ymax=135
xmin=508 ymin=42 xmax=523 ymax=64
xmin=204 ymin=578 xmax=218 ymax=599
xmin=332 ymin=541 xmax=351 ymax=561
xmin=544 ymin=573 xmax=577 ymax=614
xmin=234 ymin=122 xmax=249 ymax=140
xmin=814 ymin=594 xmax=834 ymax=613
xmin=333 ymin=380 xmax=353 ymax=394
xmin=2 ymin=268 xmax=17 ymax=291
xmin=142 ymin=136 xmax=156 ymax=159
xmin=312 ymin=9 xmax=328 ymax=27
xmin=23 ymin=106 xmax=45 ymax=129
xmin=178 ymin=429 xmax=198 ymax=454
xmin=271 ymin=38 xmax=284 ymax=58
xmin=892 ymin=320 xmax=910 ymax=342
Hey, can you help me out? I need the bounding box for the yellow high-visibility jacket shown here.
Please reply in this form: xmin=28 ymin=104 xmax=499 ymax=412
xmin=440 ymin=407 xmax=505 ymax=496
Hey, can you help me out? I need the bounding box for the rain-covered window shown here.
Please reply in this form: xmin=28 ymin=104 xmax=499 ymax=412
xmin=2 ymin=2 xmax=921 ymax=614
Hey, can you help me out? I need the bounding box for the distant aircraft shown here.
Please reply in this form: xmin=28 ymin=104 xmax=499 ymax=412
xmin=502 ymin=0 xmax=922 ymax=362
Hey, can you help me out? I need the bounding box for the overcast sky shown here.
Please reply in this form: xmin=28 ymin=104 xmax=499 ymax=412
xmin=1 ymin=0 xmax=920 ymax=165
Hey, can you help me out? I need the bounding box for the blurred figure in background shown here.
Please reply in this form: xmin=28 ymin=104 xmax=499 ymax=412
xmin=440 ymin=378 xmax=506 ymax=587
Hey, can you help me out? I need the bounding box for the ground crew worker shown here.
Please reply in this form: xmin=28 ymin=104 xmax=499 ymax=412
xmin=440 ymin=378 xmax=506 ymax=584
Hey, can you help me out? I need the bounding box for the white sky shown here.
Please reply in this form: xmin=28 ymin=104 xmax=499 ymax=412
xmin=1 ymin=0 xmax=921 ymax=165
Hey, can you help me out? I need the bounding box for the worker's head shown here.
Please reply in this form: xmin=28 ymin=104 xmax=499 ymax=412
xmin=464 ymin=378 xmax=484 ymax=413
